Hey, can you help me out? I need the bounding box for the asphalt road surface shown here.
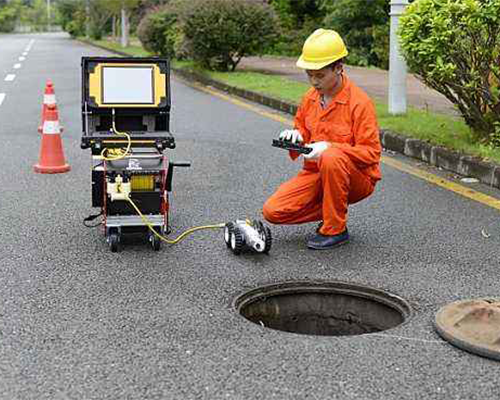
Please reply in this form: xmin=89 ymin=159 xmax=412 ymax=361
xmin=0 ymin=33 xmax=499 ymax=400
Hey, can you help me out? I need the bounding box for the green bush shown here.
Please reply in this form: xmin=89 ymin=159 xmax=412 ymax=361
xmin=0 ymin=4 xmax=18 ymax=32
xmin=399 ymin=0 xmax=500 ymax=144
xmin=66 ymin=20 xmax=83 ymax=37
xmin=89 ymin=22 xmax=104 ymax=40
xmin=181 ymin=0 xmax=278 ymax=71
xmin=132 ymin=0 xmax=167 ymax=30
xmin=372 ymin=22 xmax=390 ymax=70
xmin=65 ymin=9 xmax=86 ymax=37
xmin=137 ymin=3 xmax=181 ymax=58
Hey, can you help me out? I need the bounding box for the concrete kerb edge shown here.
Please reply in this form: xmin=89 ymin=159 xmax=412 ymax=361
xmin=78 ymin=38 xmax=500 ymax=190
xmin=78 ymin=38 xmax=131 ymax=57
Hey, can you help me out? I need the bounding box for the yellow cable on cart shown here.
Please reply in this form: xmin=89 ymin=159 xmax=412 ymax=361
xmin=100 ymin=109 xmax=224 ymax=244
xmin=126 ymin=196 xmax=225 ymax=245
xmin=100 ymin=110 xmax=132 ymax=161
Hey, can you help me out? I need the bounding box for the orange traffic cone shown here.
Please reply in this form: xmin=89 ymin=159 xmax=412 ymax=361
xmin=34 ymin=104 xmax=70 ymax=174
xmin=38 ymin=80 xmax=64 ymax=134
xmin=38 ymin=80 xmax=56 ymax=133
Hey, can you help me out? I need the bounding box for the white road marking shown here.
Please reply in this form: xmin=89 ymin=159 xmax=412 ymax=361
xmin=19 ymin=56 xmax=25 ymax=61
xmin=5 ymin=74 xmax=15 ymax=81
xmin=13 ymin=63 xmax=21 ymax=69
xmin=25 ymin=39 xmax=35 ymax=52
xmin=22 ymin=52 xmax=28 ymax=56
xmin=0 ymin=93 xmax=5 ymax=106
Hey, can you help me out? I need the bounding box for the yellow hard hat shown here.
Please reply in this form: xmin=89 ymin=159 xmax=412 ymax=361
xmin=296 ymin=29 xmax=348 ymax=70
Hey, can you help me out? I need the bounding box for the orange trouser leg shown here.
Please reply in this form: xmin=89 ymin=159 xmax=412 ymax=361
xmin=263 ymin=147 xmax=375 ymax=235
xmin=318 ymin=147 xmax=375 ymax=235
xmin=263 ymin=169 xmax=323 ymax=225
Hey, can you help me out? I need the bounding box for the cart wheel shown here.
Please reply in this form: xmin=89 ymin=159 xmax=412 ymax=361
xmin=108 ymin=232 xmax=120 ymax=253
xmin=263 ymin=226 xmax=272 ymax=254
xmin=230 ymin=226 xmax=244 ymax=255
xmin=150 ymin=233 xmax=161 ymax=251
xmin=224 ymin=222 xmax=234 ymax=247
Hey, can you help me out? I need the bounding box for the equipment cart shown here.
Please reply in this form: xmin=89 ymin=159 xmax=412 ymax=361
xmin=81 ymin=57 xmax=189 ymax=252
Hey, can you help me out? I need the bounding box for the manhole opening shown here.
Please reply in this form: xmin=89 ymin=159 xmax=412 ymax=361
xmin=235 ymin=282 xmax=411 ymax=337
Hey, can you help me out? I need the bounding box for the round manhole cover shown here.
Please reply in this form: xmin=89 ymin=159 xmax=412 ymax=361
xmin=435 ymin=298 xmax=500 ymax=361
xmin=234 ymin=281 xmax=411 ymax=336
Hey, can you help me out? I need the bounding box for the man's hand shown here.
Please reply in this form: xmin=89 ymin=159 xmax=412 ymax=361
xmin=279 ymin=129 xmax=303 ymax=144
xmin=303 ymin=141 xmax=330 ymax=160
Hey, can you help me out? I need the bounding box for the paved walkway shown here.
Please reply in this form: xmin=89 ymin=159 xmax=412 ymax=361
xmin=239 ymin=56 xmax=457 ymax=116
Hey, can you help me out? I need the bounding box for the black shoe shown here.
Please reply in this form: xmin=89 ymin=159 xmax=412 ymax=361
xmin=307 ymin=230 xmax=349 ymax=250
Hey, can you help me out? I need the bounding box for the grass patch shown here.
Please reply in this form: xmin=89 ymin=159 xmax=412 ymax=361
xmin=88 ymin=38 xmax=151 ymax=57
xmin=172 ymin=60 xmax=309 ymax=104
xmin=85 ymin=38 xmax=500 ymax=164
xmin=210 ymin=71 xmax=309 ymax=104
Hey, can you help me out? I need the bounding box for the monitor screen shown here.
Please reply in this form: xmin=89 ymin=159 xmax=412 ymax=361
xmin=102 ymin=66 xmax=154 ymax=105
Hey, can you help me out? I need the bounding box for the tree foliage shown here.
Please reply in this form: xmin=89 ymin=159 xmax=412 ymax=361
xmin=399 ymin=0 xmax=500 ymax=144
xmin=133 ymin=0 xmax=168 ymax=27
xmin=57 ymin=0 xmax=140 ymax=39
xmin=57 ymin=0 xmax=86 ymax=37
xmin=0 ymin=0 xmax=23 ymax=32
xmin=264 ymin=0 xmax=391 ymax=69
xmin=267 ymin=0 xmax=323 ymax=55
xmin=270 ymin=0 xmax=323 ymax=28
xmin=27 ymin=0 xmax=49 ymax=31
xmin=322 ymin=0 xmax=389 ymax=67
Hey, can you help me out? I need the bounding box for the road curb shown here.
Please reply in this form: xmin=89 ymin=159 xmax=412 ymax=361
xmin=79 ymin=38 xmax=500 ymax=190
xmin=79 ymin=38 xmax=131 ymax=57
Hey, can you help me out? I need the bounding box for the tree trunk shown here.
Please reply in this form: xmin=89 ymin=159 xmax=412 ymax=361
xmin=85 ymin=0 xmax=90 ymax=38
xmin=112 ymin=16 xmax=116 ymax=41
xmin=121 ymin=8 xmax=129 ymax=48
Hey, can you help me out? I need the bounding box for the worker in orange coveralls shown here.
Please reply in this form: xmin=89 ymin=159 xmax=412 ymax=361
xmin=263 ymin=29 xmax=381 ymax=250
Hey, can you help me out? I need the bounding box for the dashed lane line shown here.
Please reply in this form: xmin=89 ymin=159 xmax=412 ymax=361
xmin=13 ymin=63 xmax=21 ymax=69
xmin=24 ymin=39 xmax=35 ymax=53
xmin=5 ymin=74 xmax=15 ymax=82
xmin=0 ymin=94 xmax=5 ymax=106
xmin=25 ymin=39 xmax=35 ymax=52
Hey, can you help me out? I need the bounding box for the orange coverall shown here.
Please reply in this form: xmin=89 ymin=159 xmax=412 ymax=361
xmin=263 ymin=75 xmax=381 ymax=235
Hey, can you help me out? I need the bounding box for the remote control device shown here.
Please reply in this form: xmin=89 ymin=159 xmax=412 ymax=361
xmin=272 ymin=139 xmax=312 ymax=154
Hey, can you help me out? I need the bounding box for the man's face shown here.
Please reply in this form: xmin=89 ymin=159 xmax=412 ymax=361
xmin=306 ymin=64 xmax=342 ymax=95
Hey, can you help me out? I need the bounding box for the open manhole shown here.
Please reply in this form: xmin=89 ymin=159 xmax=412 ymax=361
xmin=235 ymin=281 xmax=412 ymax=336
